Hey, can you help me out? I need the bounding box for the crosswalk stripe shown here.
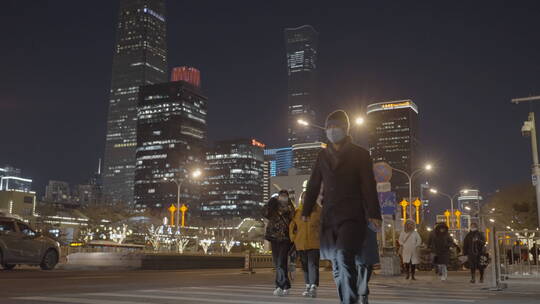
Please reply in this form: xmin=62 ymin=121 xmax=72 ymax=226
xmin=208 ymin=285 xmax=487 ymax=299
xmin=82 ymin=292 xmax=315 ymax=304
xmin=13 ymin=297 xmax=150 ymax=304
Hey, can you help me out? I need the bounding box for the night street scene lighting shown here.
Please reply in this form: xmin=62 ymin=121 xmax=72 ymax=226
xmin=2 ymin=1 xmax=540 ymax=302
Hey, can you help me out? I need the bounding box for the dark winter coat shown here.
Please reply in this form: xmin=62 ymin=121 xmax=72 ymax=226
xmin=463 ymin=230 xmax=486 ymax=268
xmin=302 ymin=138 xmax=382 ymax=260
xmin=263 ymin=197 xmax=295 ymax=242
xmin=428 ymin=223 xmax=456 ymax=265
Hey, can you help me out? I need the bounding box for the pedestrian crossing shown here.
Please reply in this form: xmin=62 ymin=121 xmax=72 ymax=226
xmin=12 ymin=281 xmax=497 ymax=304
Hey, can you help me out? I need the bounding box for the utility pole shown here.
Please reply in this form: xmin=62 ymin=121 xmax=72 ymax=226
xmin=511 ymin=96 xmax=540 ymax=227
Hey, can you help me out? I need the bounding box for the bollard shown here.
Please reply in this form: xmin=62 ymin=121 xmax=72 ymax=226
xmin=242 ymin=251 xmax=255 ymax=274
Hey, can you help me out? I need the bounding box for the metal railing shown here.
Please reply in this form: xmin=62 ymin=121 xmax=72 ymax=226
xmin=495 ymin=230 xmax=540 ymax=279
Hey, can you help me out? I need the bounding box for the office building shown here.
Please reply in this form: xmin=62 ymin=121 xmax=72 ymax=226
xmin=0 ymin=165 xmax=32 ymax=192
xmin=202 ymin=139 xmax=265 ymax=219
xmin=292 ymin=142 xmax=325 ymax=174
xmin=264 ymin=147 xmax=293 ymax=177
xmin=0 ymin=190 xmax=36 ymax=218
xmin=367 ymin=100 xmax=420 ymax=201
xmin=134 ymin=72 xmax=208 ymax=213
xmin=285 ymin=25 xmax=321 ymax=145
xmin=103 ymin=0 xmax=168 ymax=205
xmin=44 ymin=181 xmax=71 ymax=203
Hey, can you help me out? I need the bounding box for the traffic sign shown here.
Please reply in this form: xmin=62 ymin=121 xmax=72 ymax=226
xmin=373 ymin=162 xmax=393 ymax=183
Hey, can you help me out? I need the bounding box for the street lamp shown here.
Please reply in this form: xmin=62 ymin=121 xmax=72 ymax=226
xmin=297 ymin=119 xmax=325 ymax=130
xmin=390 ymin=163 xmax=433 ymax=218
xmin=164 ymin=168 xmax=202 ymax=227
xmin=355 ymin=116 xmax=365 ymax=126
xmin=429 ymin=188 xmax=468 ymax=229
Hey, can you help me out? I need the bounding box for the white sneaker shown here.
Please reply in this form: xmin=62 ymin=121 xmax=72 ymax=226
xmin=309 ymin=285 xmax=317 ymax=298
xmin=273 ymin=287 xmax=283 ymax=296
xmin=302 ymin=284 xmax=311 ymax=297
xmin=282 ymin=289 xmax=290 ymax=296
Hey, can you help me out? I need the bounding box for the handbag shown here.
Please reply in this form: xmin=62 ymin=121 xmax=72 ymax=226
xmin=398 ymin=232 xmax=413 ymax=256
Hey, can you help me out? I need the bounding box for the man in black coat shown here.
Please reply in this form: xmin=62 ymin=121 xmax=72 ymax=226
xmin=302 ymin=110 xmax=382 ymax=304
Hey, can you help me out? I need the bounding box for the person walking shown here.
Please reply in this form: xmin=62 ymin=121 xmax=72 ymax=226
xmin=289 ymin=192 xmax=321 ymax=298
xmin=263 ymin=190 xmax=295 ymax=297
xmin=428 ymin=222 xmax=456 ymax=281
xmin=531 ymin=243 xmax=539 ymax=265
xmin=463 ymin=223 xmax=486 ymax=283
xmin=301 ymin=110 xmax=382 ymax=304
xmin=399 ymin=219 xmax=422 ymax=280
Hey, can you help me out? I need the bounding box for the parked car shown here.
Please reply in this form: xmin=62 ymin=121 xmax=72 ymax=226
xmin=0 ymin=213 xmax=60 ymax=270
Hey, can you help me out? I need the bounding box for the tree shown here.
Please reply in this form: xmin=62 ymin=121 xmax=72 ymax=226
xmin=483 ymin=182 xmax=539 ymax=230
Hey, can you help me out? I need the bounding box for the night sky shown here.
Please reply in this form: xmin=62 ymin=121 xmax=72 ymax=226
xmin=2 ymin=1 xmax=540 ymax=213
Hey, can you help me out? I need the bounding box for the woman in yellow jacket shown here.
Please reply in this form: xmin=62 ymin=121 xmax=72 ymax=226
xmin=289 ymin=192 xmax=321 ymax=298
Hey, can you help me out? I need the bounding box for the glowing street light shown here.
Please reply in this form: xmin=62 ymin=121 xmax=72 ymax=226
xmin=391 ymin=163 xmax=434 ymax=219
xmin=429 ymin=188 xmax=468 ymax=229
xmin=297 ymin=119 xmax=325 ymax=130
xmin=164 ymin=168 xmax=202 ymax=227
xmin=489 ymin=218 xmax=495 ymax=223
xmin=355 ymin=116 xmax=365 ymax=125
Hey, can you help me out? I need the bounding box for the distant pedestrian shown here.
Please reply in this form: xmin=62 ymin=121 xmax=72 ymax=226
xmin=531 ymin=243 xmax=539 ymax=265
xmin=428 ymin=222 xmax=456 ymax=281
xmin=289 ymin=191 xmax=321 ymax=298
xmin=302 ymin=110 xmax=382 ymax=304
xmin=463 ymin=223 xmax=486 ymax=283
xmin=263 ymin=190 xmax=295 ymax=297
xmin=399 ymin=219 xmax=422 ymax=280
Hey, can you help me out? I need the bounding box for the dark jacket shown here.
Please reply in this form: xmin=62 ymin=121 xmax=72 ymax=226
xmin=428 ymin=223 xmax=456 ymax=265
xmin=263 ymin=197 xmax=295 ymax=242
xmin=463 ymin=230 xmax=486 ymax=258
xmin=302 ymin=138 xmax=382 ymax=259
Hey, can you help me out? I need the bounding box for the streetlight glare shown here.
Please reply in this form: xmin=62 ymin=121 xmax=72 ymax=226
xmin=465 ymin=206 xmax=471 ymax=211
xmin=489 ymin=218 xmax=495 ymax=223
xmin=297 ymin=119 xmax=309 ymax=126
xmin=355 ymin=117 xmax=365 ymax=125
xmin=425 ymin=164 xmax=433 ymax=171
xmin=430 ymin=188 xmax=438 ymax=194
xmin=192 ymin=169 xmax=202 ymax=178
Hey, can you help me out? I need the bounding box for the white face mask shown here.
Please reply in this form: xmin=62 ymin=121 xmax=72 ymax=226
xmin=326 ymin=128 xmax=346 ymax=144
xmin=471 ymin=227 xmax=478 ymax=231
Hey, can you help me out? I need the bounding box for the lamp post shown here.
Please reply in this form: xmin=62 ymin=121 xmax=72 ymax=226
xmin=390 ymin=164 xmax=432 ymax=219
xmin=511 ymin=95 xmax=540 ymax=227
xmin=164 ymin=168 xmax=202 ymax=227
xmin=429 ymin=188 xmax=461 ymax=228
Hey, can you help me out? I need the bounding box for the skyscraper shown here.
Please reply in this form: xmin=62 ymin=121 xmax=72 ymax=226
xmin=202 ymin=139 xmax=265 ymax=219
xmin=103 ymin=0 xmax=167 ymax=205
xmin=292 ymin=142 xmax=326 ymax=174
xmin=134 ymin=70 xmax=208 ymax=213
xmin=367 ymin=100 xmax=420 ymax=201
xmin=285 ymin=25 xmax=321 ymax=145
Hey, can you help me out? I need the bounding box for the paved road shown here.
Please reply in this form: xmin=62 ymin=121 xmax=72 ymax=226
xmin=1 ymin=268 xmax=539 ymax=303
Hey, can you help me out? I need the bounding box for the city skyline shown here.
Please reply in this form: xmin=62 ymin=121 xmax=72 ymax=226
xmin=2 ymin=0 xmax=540 ymax=206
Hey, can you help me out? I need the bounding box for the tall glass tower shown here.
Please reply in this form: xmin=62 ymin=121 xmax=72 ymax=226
xmin=103 ymin=0 xmax=167 ymax=204
xmin=285 ymin=25 xmax=320 ymax=145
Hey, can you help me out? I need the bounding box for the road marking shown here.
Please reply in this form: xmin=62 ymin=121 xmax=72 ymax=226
xmin=13 ymin=297 xmax=151 ymax=304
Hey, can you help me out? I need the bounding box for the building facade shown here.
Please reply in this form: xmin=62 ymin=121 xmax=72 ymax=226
xmin=0 ymin=166 xmax=32 ymax=192
xmin=292 ymin=142 xmax=325 ymax=174
xmin=264 ymin=147 xmax=293 ymax=177
xmin=44 ymin=180 xmax=71 ymax=203
xmin=103 ymin=0 xmax=168 ymax=205
xmin=285 ymin=25 xmax=321 ymax=145
xmin=134 ymin=75 xmax=208 ymax=213
xmin=367 ymin=100 xmax=420 ymax=201
xmin=202 ymin=139 xmax=265 ymax=219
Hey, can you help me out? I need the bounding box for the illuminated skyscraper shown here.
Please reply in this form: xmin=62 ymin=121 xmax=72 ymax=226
xmin=134 ymin=73 xmax=207 ymax=213
xmin=202 ymin=139 xmax=265 ymax=219
xmin=285 ymin=25 xmax=321 ymax=145
xmin=103 ymin=0 xmax=167 ymax=204
xmin=367 ymin=100 xmax=420 ymax=201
